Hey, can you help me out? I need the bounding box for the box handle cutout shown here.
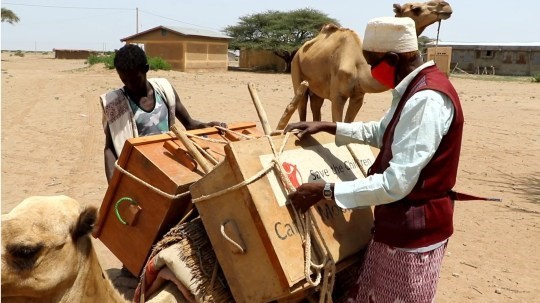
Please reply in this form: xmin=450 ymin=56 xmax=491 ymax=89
xmin=115 ymin=197 xmax=141 ymax=226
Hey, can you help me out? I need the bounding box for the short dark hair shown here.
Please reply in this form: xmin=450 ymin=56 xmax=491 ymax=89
xmin=114 ymin=44 xmax=148 ymax=72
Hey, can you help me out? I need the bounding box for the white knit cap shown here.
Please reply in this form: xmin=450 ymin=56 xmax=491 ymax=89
xmin=362 ymin=17 xmax=418 ymax=53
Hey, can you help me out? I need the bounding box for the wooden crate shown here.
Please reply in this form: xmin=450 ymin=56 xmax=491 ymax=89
xmin=93 ymin=123 xmax=261 ymax=276
xmin=190 ymin=133 xmax=375 ymax=302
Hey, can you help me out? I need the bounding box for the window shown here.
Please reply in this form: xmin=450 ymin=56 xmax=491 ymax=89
xmin=161 ymin=29 xmax=168 ymax=37
xmin=502 ymin=52 xmax=513 ymax=64
xmin=481 ymin=50 xmax=495 ymax=58
xmin=516 ymin=52 xmax=527 ymax=64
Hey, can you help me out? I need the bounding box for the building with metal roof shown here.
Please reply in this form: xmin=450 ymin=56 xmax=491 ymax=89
xmin=426 ymin=41 xmax=540 ymax=76
xmin=121 ymin=26 xmax=232 ymax=72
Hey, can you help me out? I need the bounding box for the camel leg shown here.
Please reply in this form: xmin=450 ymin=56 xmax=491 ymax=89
xmin=297 ymin=90 xmax=309 ymax=122
xmin=310 ymin=93 xmax=324 ymax=121
xmin=344 ymin=93 xmax=365 ymax=123
xmin=330 ymin=95 xmax=346 ymax=122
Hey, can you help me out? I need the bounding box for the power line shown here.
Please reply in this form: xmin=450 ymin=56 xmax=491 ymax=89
xmin=55 ymin=10 xmax=132 ymax=23
xmin=2 ymin=2 xmax=133 ymax=11
xmin=139 ymin=9 xmax=221 ymax=31
xmin=2 ymin=3 xmax=221 ymax=31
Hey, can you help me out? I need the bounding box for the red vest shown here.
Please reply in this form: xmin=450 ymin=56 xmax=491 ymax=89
xmin=368 ymin=65 xmax=464 ymax=248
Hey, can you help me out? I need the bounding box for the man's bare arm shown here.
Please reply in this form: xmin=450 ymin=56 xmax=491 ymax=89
xmin=104 ymin=123 xmax=117 ymax=183
xmin=172 ymin=86 xmax=226 ymax=130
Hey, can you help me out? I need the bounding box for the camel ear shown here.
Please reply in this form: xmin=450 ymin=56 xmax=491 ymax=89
xmin=71 ymin=206 xmax=97 ymax=241
xmin=393 ymin=4 xmax=402 ymax=14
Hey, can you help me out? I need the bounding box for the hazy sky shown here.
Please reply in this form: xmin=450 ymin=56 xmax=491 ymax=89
xmin=2 ymin=0 xmax=539 ymax=51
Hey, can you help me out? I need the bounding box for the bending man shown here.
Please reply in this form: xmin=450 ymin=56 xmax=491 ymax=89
xmin=100 ymin=44 xmax=225 ymax=182
xmin=285 ymin=17 xmax=463 ymax=303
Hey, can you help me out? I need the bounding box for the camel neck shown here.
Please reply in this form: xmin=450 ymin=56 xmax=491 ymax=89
xmin=59 ymin=242 xmax=128 ymax=303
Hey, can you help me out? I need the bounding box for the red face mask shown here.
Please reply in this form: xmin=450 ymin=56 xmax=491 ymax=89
xmin=371 ymin=60 xmax=397 ymax=89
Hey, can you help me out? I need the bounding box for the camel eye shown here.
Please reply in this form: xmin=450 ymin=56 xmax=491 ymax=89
xmin=10 ymin=244 xmax=42 ymax=258
xmin=6 ymin=243 xmax=44 ymax=271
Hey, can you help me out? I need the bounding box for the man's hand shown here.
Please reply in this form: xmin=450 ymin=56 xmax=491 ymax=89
xmin=284 ymin=121 xmax=337 ymax=140
xmin=186 ymin=120 xmax=227 ymax=130
xmin=288 ymin=182 xmax=326 ymax=213
xmin=206 ymin=121 xmax=228 ymax=128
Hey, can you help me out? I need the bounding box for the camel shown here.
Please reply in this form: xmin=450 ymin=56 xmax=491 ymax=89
xmin=1 ymin=195 xmax=185 ymax=303
xmin=291 ymin=0 xmax=453 ymax=122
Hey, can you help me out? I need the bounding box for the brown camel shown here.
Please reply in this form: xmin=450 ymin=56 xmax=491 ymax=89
xmin=291 ymin=1 xmax=453 ymax=122
xmin=1 ymin=195 xmax=185 ymax=303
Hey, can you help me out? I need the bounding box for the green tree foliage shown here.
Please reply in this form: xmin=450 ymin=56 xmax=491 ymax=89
xmin=225 ymin=8 xmax=339 ymax=72
xmin=147 ymin=57 xmax=171 ymax=71
xmin=2 ymin=8 xmax=20 ymax=24
xmin=87 ymin=54 xmax=115 ymax=69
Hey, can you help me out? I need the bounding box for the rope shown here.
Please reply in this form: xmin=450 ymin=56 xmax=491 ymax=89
xmin=432 ymin=20 xmax=442 ymax=64
xmin=192 ymin=132 xmax=336 ymax=301
xmin=191 ymin=161 xmax=276 ymax=203
xmin=215 ymin=125 xmax=255 ymax=140
xmin=191 ymin=140 xmax=219 ymax=165
xmin=186 ymin=133 xmax=229 ymax=144
xmin=435 ymin=20 xmax=441 ymax=49
xmin=114 ymin=162 xmax=189 ymax=200
xmin=266 ymin=134 xmax=336 ymax=300
xmin=264 ymin=135 xmax=332 ymax=289
xmin=220 ymin=221 xmax=246 ymax=254
xmin=167 ymin=131 xmax=226 ymax=164
xmin=306 ymin=208 xmax=336 ymax=303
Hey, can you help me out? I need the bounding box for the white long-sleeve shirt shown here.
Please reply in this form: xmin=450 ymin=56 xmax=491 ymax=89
xmin=334 ymin=61 xmax=455 ymax=210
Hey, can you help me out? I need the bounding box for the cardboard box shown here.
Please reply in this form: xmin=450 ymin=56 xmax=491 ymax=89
xmin=427 ymin=47 xmax=452 ymax=76
xmin=93 ymin=123 xmax=261 ymax=276
xmin=190 ymin=133 xmax=375 ymax=302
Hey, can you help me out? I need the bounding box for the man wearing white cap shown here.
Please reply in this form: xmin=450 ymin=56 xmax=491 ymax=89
xmin=285 ymin=16 xmax=463 ymax=302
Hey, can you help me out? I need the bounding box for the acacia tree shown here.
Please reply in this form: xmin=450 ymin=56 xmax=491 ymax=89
xmin=1 ymin=8 xmax=20 ymax=24
xmin=225 ymin=8 xmax=339 ymax=72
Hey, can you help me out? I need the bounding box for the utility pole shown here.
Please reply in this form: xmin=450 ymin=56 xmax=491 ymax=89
xmin=136 ymin=7 xmax=139 ymax=33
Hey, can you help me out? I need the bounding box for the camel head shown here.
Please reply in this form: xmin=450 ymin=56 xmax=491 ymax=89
xmin=394 ymin=0 xmax=453 ymax=36
xmin=1 ymin=196 xmax=97 ymax=302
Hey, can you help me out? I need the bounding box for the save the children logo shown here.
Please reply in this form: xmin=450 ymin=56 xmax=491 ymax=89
xmin=281 ymin=162 xmax=302 ymax=189
xmin=260 ymin=142 xmax=374 ymax=207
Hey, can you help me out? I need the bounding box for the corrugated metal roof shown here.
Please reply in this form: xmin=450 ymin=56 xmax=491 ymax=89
xmin=162 ymin=26 xmax=231 ymax=39
xmin=121 ymin=25 xmax=231 ymax=42
xmin=427 ymin=41 xmax=540 ymax=47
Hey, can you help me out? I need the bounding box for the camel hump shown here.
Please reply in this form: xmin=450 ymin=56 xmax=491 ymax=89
xmin=320 ymin=23 xmax=340 ymax=33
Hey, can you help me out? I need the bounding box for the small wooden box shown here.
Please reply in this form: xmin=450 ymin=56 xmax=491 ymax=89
xmin=190 ymin=133 xmax=375 ymax=302
xmin=93 ymin=123 xmax=261 ymax=276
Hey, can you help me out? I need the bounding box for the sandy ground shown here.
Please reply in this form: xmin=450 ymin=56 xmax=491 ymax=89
xmin=2 ymin=52 xmax=539 ymax=302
